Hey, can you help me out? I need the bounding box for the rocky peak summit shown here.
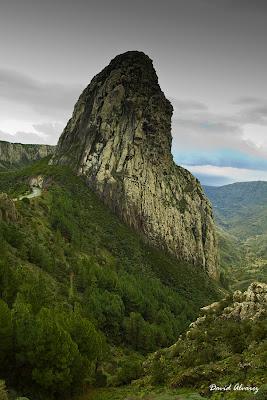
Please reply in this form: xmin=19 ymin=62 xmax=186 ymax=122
xmin=52 ymin=51 xmax=218 ymax=278
xmin=54 ymin=51 xmax=173 ymax=168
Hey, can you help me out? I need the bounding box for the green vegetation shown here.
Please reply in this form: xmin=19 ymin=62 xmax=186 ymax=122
xmin=0 ymin=381 xmax=8 ymax=400
xmin=143 ymin=296 xmax=267 ymax=400
xmin=0 ymin=160 xmax=220 ymax=399
xmin=204 ymin=183 xmax=267 ymax=290
xmin=204 ymin=182 xmax=267 ymax=242
xmin=79 ymin=387 xmax=207 ymax=399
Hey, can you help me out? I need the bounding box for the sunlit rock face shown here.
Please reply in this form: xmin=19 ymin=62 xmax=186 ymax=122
xmin=0 ymin=140 xmax=54 ymax=169
xmin=51 ymin=51 xmax=218 ymax=278
xmin=223 ymin=282 xmax=267 ymax=320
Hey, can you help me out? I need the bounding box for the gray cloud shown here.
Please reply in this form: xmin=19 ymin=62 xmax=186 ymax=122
xmin=170 ymin=98 xmax=208 ymax=112
xmin=33 ymin=122 xmax=64 ymax=145
xmin=174 ymin=117 xmax=241 ymax=135
xmin=0 ymin=121 xmax=64 ymax=145
xmin=171 ymin=90 xmax=267 ymax=157
xmin=233 ymin=97 xmax=267 ymax=125
xmin=0 ymin=129 xmax=50 ymax=145
xmin=172 ymin=105 xmax=267 ymax=159
xmin=0 ymin=68 xmax=82 ymax=119
xmin=233 ymin=96 xmax=267 ymax=105
xmin=238 ymin=105 xmax=267 ymax=126
xmin=201 ymin=0 xmax=267 ymax=14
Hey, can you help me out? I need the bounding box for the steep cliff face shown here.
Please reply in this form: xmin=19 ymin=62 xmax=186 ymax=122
xmin=52 ymin=51 xmax=218 ymax=278
xmin=0 ymin=140 xmax=54 ymax=169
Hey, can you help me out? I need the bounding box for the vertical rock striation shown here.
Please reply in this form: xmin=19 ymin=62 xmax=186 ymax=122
xmin=51 ymin=51 xmax=218 ymax=278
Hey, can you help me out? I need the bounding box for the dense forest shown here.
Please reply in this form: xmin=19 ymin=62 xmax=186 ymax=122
xmin=0 ymin=159 xmax=221 ymax=399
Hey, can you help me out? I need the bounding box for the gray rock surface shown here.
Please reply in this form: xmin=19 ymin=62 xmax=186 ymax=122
xmin=222 ymin=282 xmax=267 ymax=320
xmin=189 ymin=282 xmax=267 ymax=329
xmin=51 ymin=51 xmax=218 ymax=278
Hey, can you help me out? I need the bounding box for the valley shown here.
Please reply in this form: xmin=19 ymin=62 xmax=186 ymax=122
xmin=0 ymin=160 xmax=221 ymax=400
xmin=204 ymin=183 xmax=267 ymax=291
xmin=0 ymin=159 xmax=266 ymax=400
xmin=0 ymin=51 xmax=266 ymax=400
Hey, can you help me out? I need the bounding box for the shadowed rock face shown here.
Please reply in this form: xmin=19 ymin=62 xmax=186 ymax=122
xmin=51 ymin=51 xmax=218 ymax=278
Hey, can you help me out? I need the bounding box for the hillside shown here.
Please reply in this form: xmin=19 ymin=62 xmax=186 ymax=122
xmin=0 ymin=140 xmax=55 ymax=171
xmin=204 ymin=182 xmax=267 ymax=290
xmin=142 ymin=282 xmax=267 ymax=400
xmin=92 ymin=282 xmax=267 ymax=400
xmin=0 ymin=159 xmax=221 ymax=400
xmin=204 ymin=182 xmax=267 ymax=239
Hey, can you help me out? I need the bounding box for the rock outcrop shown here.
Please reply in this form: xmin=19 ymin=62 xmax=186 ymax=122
xmin=0 ymin=140 xmax=54 ymax=170
xmin=51 ymin=51 xmax=218 ymax=278
xmin=189 ymin=282 xmax=267 ymax=330
xmin=143 ymin=281 xmax=267 ymax=391
xmin=29 ymin=175 xmax=44 ymax=189
xmin=222 ymin=282 xmax=267 ymax=321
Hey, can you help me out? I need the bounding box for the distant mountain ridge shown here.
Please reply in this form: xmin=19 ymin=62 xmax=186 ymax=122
xmin=204 ymin=181 xmax=267 ymax=240
xmin=204 ymin=181 xmax=267 ymax=277
xmin=0 ymin=140 xmax=55 ymax=170
xmin=204 ymin=181 xmax=267 ymax=219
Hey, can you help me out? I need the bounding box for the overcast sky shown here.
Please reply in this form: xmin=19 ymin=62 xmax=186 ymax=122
xmin=0 ymin=0 xmax=267 ymax=185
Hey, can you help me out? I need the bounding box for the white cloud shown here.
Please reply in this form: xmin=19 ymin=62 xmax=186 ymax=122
xmin=0 ymin=122 xmax=63 ymax=145
xmin=0 ymin=68 xmax=74 ymax=144
xmin=170 ymin=98 xmax=208 ymax=114
xmin=184 ymin=164 xmax=267 ymax=185
xmin=33 ymin=122 xmax=64 ymax=145
xmin=172 ymin=97 xmax=267 ymax=160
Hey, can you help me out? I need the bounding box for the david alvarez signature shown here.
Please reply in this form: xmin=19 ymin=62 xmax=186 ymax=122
xmin=209 ymin=383 xmax=259 ymax=394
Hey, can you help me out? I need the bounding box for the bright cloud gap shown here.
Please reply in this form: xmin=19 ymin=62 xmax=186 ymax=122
xmin=183 ymin=165 xmax=267 ymax=187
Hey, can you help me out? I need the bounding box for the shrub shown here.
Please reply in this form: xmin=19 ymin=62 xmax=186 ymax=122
xmin=0 ymin=381 xmax=8 ymax=400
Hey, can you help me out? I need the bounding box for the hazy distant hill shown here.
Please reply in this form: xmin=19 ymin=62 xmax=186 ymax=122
xmin=204 ymin=181 xmax=267 ymax=240
xmin=204 ymin=182 xmax=267 ymax=288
